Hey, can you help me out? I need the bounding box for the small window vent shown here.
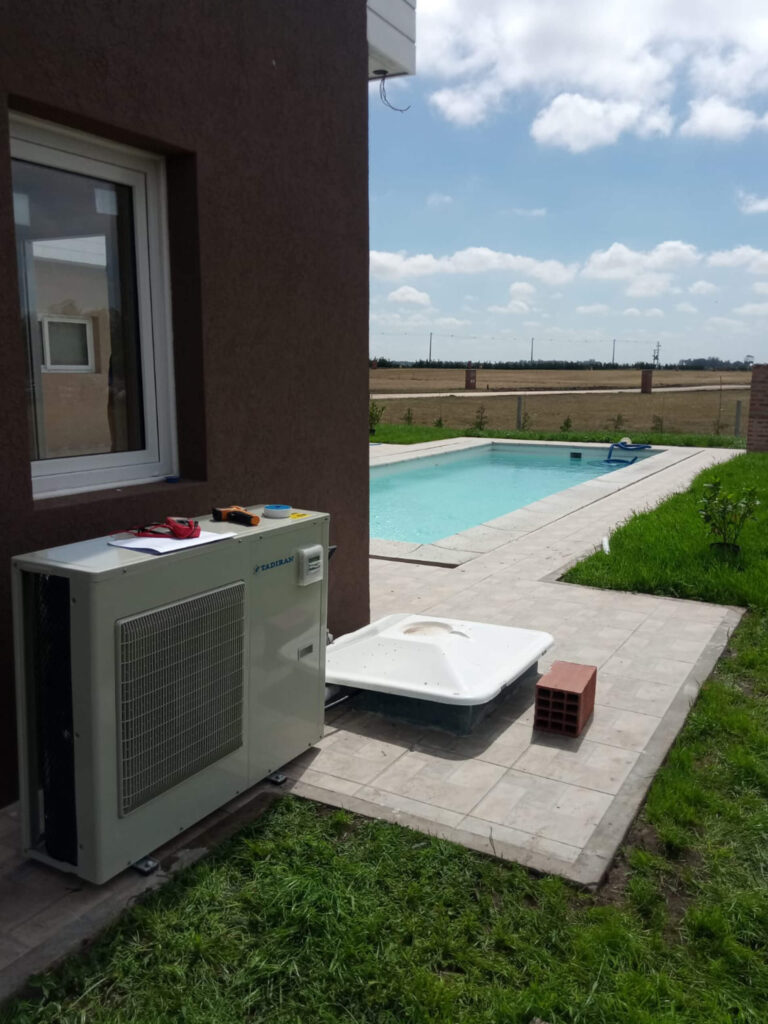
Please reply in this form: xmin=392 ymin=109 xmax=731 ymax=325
xmin=117 ymin=582 xmax=245 ymax=815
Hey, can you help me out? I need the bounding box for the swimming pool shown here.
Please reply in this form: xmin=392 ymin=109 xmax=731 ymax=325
xmin=370 ymin=443 xmax=658 ymax=544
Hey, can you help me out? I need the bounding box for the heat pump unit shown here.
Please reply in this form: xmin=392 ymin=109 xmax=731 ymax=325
xmin=12 ymin=509 xmax=329 ymax=884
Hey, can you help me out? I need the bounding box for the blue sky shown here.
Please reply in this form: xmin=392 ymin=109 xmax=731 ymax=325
xmin=369 ymin=1 xmax=768 ymax=364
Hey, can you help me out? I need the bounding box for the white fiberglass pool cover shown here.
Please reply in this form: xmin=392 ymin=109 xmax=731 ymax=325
xmin=326 ymin=614 xmax=553 ymax=705
xmin=327 ymin=614 xmax=548 ymax=704
xmin=371 ymin=443 xmax=657 ymax=544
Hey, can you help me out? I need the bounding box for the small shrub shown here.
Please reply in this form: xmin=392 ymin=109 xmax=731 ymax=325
xmin=611 ymin=413 xmax=625 ymax=430
xmin=698 ymin=478 xmax=759 ymax=547
xmin=402 ymin=407 xmax=414 ymax=425
xmin=652 ymin=414 xmax=664 ymax=433
xmin=368 ymin=400 xmax=385 ymax=434
xmin=473 ymin=405 xmax=489 ymax=430
xmin=559 ymin=416 xmax=572 ymax=432
xmin=520 ymin=411 xmax=532 ymax=430
xmin=433 ymin=416 xmax=444 ymax=428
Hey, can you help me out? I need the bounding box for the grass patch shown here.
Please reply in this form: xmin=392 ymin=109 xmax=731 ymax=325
xmin=563 ymin=453 xmax=768 ymax=607
xmin=371 ymin=422 xmax=745 ymax=449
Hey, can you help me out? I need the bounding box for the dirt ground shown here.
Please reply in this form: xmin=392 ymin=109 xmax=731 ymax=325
xmin=377 ymin=387 xmax=751 ymax=437
xmin=370 ymin=368 xmax=752 ymax=394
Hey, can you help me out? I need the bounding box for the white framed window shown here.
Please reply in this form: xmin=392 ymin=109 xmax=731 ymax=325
xmin=41 ymin=315 xmax=95 ymax=372
xmin=10 ymin=114 xmax=177 ymax=496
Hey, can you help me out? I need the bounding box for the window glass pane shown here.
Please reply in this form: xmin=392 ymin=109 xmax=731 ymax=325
xmin=47 ymin=321 xmax=89 ymax=367
xmin=11 ymin=160 xmax=145 ymax=460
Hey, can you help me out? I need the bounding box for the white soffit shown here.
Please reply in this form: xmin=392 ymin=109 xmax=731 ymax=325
xmin=368 ymin=0 xmax=416 ymax=78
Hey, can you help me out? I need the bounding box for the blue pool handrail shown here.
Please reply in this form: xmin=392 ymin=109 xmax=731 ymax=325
xmin=604 ymin=440 xmax=652 ymax=465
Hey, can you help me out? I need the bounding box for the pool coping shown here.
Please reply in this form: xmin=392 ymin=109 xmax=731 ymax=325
xmin=370 ymin=438 xmax=704 ymax=566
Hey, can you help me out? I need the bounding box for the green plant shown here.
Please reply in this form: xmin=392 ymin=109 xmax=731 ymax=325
xmin=402 ymin=406 xmax=414 ymax=425
xmin=611 ymin=413 xmax=625 ymax=430
xmin=559 ymin=416 xmax=572 ymax=432
xmin=652 ymin=414 xmax=664 ymax=433
xmin=698 ymin=478 xmax=759 ymax=547
xmin=473 ymin=404 xmax=488 ymax=430
xmin=520 ymin=411 xmax=532 ymax=430
xmin=433 ymin=416 xmax=444 ymax=428
xmin=368 ymin=400 xmax=385 ymax=433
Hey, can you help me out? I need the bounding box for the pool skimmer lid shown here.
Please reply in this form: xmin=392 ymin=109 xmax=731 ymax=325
xmin=326 ymin=613 xmax=553 ymax=734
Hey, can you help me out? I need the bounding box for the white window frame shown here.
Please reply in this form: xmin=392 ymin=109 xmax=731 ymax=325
xmin=40 ymin=315 xmax=95 ymax=373
xmin=10 ymin=114 xmax=178 ymax=497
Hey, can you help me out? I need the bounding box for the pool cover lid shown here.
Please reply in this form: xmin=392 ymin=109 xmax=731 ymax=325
xmin=326 ymin=613 xmax=553 ymax=706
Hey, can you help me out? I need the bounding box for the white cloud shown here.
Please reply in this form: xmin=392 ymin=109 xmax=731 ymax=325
xmin=370 ymin=247 xmax=578 ymax=285
xmin=679 ymin=97 xmax=761 ymax=140
xmin=418 ymin=2 xmax=768 ymax=148
xmin=737 ymin=190 xmax=768 ymax=214
xmin=508 ymin=281 xmax=536 ymax=296
xmin=531 ymin=95 xmax=669 ymax=153
xmin=427 ymin=192 xmax=453 ymax=208
xmin=706 ymin=316 xmax=746 ymax=331
xmin=676 ymin=302 xmax=698 ymax=313
xmin=645 ymin=307 xmax=664 ymax=318
xmin=582 ymin=240 xmax=699 ymax=295
xmin=689 ymin=279 xmax=719 ymax=294
xmin=387 ymin=285 xmax=431 ymax=307
xmin=753 ymin=282 xmax=768 ymax=294
xmin=733 ymin=302 xmax=768 ymax=316
xmin=576 ymin=303 xmax=610 ymax=314
xmin=623 ymin=307 xmax=642 ymax=316
xmin=510 ymin=207 xmax=547 ymax=217
xmin=708 ymin=245 xmax=768 ymax=274
xmin=488 ymin=299 xmax=531 ymax=315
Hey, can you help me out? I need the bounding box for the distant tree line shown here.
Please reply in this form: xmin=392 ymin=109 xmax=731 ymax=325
xmin=369 ymin=356 xmax=754 ymax=371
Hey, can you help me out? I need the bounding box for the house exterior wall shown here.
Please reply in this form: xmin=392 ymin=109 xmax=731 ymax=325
xmin=0 ymin=0 xmax=371 ymax=805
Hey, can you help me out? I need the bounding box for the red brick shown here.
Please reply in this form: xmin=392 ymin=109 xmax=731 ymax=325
xmin=534 ymin=661 xmax=596 ymax=738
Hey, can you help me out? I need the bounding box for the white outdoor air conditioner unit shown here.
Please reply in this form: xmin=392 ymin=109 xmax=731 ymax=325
xmin=12 ymin=509 xmax=329 ymax=884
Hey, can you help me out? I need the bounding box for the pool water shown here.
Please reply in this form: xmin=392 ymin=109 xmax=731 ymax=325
xmin=370 ymin=443 xmax=657 ymax=544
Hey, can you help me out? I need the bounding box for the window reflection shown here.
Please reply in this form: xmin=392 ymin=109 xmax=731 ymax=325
xmin=12 ymin=160 xmax=145 ymax=460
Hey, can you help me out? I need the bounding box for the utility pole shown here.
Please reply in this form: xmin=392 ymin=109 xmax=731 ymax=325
xmin=652 ymin=341 xmax=661 ymax=369
xmin=428 ymin=332 xmax=432 ymax=364
xmin=612 ymin=338 xmax=616 ymax=366
xmin=530 ymin=337 xmax=534 ymax=366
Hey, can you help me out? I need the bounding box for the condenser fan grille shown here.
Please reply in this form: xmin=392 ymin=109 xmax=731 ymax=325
xmin=117 ymin=582 xmax=245 ymax=815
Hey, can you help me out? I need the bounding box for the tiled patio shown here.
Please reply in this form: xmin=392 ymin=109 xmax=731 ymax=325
xmin=283 ymin=440 xmax=743 ymax=884
xmin=0 ymin=439 xmax=743 ymax=1000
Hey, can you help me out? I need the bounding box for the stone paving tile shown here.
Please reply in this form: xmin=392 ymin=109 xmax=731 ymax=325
xmin=284 ymin=724 xmax=412 ymax=786
xmin=585 ymin=705 xmax=661 ymax=752
xmin=372 ymin=751 xmax=507 ymax=815
xmin=459 ymin=816 xmax=582 ymax=865
xmin=470 ymin=770 xmax=614 ymax=848
xmin=416 ymin=719 xmax=532 ymax=768
xmin=286 ymin=768 xmax=361 ymax=798
xmin=595 ymin=674 xmax=681 ymax=718
xmin=0 ymin=937 xmax=28 ymax=972
xmin=601 ymin=652 xmax=698 ymax=686
xmin=513 ymin=737 xmax=640 ymax=794
xmin=354 ymin=786 xmax=465 ymax=829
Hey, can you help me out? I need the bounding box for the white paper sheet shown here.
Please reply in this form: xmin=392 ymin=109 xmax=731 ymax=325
xmin=108 ymin=529 xmax=236 ymax=555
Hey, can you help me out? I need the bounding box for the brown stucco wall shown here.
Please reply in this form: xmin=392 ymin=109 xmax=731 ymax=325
xmin=0 ymin=0 xmax=370 ymax=805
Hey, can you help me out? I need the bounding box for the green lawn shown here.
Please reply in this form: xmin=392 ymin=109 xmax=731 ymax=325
xmin=5 ymin=457 xmax=768 ymax=1024
xmin=563 ymin=453 xmax=768 ymax=607
xmin=371 ymin=422 xmax=745 ymax=449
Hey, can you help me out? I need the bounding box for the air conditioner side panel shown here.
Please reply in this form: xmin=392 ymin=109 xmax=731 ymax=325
xmin=246 ymin=518 xmax=328 ymax=786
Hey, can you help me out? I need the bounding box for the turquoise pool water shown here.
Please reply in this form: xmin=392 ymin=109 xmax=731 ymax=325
xmin=370 ymin=443 xmax=658 ymax=544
